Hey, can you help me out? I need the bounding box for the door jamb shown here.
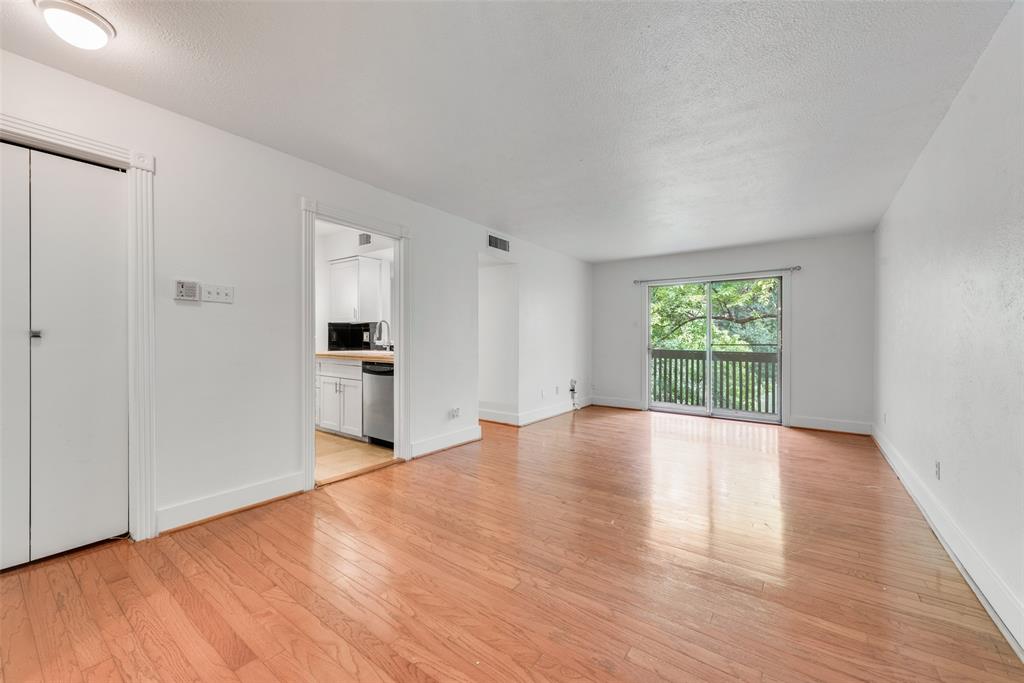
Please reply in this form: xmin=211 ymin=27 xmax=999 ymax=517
xmin=299 ymin=198 xmax=411 ymax=491
xmin=1 ymin=113 xmax=158 ymax=541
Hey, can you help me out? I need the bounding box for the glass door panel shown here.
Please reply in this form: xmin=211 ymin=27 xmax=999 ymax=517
xmin=709 ymin=277 xmax=781 ymax=421
xmin=649 ymin=283 xmax=708 ymax=411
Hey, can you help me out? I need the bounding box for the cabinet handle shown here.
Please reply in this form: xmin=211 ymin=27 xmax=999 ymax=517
xmin=353 ymin=307 xmax=357 ymax=320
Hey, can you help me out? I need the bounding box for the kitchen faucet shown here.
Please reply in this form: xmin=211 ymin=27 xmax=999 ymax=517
xmin=373 ymin=319 xmax=391 ymax=350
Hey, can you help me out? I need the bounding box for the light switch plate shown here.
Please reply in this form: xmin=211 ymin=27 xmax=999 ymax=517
xmin=201 ymin=284 xmax=235 ymax=304
xmin=175 ymin=280 xmax=200 ymax=301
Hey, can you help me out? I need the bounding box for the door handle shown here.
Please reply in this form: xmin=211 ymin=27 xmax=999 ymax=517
xmin=30 ymin=330 xmax=42 ymax=339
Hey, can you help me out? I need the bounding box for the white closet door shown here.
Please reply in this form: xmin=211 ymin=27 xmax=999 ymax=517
xmin=30 ymin=150 xmax=129 ymax=560
xmin=1 ymin=143 xmax=31 ymax=569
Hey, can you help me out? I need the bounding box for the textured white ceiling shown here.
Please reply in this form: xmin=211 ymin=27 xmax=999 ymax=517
xmin=0 ymin=1 xmax=1011 ymax=261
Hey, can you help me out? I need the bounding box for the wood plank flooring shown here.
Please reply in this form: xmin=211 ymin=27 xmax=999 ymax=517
xmin=3 ymin=407 xmax=1023 ymax=681
xmin=315 ymin=431 xmax=395 ymax=486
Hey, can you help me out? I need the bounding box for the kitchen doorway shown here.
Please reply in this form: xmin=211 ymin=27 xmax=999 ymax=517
xmin=313 ymin=219 xmax=396 ymax=484
xmin=300 ymin=201 xmax=409 ymax=490
xmin=647 ymin=275 xmax=784 ymax=424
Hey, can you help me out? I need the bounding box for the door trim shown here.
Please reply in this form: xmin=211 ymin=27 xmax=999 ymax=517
xmin=299 ymin=198 xmax=410 ymax=492
xmin=1 ymin=113 xmax=158 ymax=541
xmin=642 ymin=270 xmax=794 ymax=427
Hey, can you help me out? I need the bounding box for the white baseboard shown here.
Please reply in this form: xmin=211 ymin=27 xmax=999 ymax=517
xmin=408 ymin=424 xmax=482 ymax=459
xmin=790 ymin=415 xmax=872 ymax=434
xmin=479 ymin=405 xmax=519 ymax=425
xmin=874 ymin=429 xmax=1024 ymax=658
xmin=516 ymin=401 xmax=579 ymax=426
xmin=480 ymin=397 xmax=594 ymax=428
xmin=478 ymin=409 xmax=518 ymax=425
xmin=590 ymin=395 xmax=646 ymax=410
xmin=156 ymin=470 xmax=304 ymax=533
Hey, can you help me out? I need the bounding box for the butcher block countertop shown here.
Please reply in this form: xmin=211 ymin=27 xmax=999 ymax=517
xmin=316 ymin=350 xmax=394 ymax=364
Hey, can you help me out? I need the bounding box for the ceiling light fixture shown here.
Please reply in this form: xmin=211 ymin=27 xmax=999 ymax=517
xmin=35 ymin=0 xmax=115 ymax=50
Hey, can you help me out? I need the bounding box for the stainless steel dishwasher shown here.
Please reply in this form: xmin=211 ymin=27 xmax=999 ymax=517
xmin=362 ymin=362 xmax=394 ymax=444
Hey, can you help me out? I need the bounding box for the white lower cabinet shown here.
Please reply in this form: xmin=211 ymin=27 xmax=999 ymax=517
xmin=338 ymin=379 xmax=363 ymax=436
xmin=317 ymin=376 xmax=343 ymax=432
xmin=315 ymin=362 xmax=363 ymax=438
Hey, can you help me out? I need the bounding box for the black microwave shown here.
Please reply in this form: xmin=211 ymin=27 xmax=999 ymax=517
xmin=328 ymin=322 xmax=372 ymax=350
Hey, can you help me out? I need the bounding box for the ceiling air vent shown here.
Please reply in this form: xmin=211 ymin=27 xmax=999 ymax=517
xmin=488 ymin=234 xmax=510 ymax=252
xmin=358 ymin=233 xmax=372 ymax=246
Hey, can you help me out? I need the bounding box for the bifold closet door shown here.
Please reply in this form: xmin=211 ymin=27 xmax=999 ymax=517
xmin=1 ymin=143 xmax=31 ymax=569
xmin=29 ymin=149 xmax=129 ymax=560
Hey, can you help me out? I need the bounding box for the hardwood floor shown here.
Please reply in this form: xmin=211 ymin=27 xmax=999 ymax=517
xmin=315 ymin=431 xmax=395 ymax=486
xmin=3 ymin=406 xmax=1022 ymax=681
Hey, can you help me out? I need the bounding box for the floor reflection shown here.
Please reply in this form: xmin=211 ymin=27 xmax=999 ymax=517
xmin=648 ymin=412 xmax=786 ymax=576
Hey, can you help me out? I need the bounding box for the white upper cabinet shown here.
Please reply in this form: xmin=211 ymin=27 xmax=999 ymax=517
xmin=329 ymin=258 xmax=359 ymax=322
xmin=329 ymin=256 xmax=382 ymax=323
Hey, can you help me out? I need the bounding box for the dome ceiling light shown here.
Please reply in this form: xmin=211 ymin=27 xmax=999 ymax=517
xmin=35 ymin=0 xmax=116 ymax=50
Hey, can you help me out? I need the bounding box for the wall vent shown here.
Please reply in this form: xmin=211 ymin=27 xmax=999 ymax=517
xmin=488 ymin=234 xmax=510 ymax=252
xmin=358 ymin=233 xmax=372 ymax=246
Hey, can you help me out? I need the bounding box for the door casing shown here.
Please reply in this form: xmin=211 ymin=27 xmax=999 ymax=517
xmin=0 ymin=113 xmax=158 ymax=543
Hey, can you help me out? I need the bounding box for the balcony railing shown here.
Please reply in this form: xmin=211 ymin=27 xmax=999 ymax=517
xmin=650 ymin=349 xmax=778 ymax=415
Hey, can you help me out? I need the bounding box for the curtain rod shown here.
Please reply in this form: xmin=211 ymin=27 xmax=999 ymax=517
xmin=633 ymin=265 xmax=801 ymax=286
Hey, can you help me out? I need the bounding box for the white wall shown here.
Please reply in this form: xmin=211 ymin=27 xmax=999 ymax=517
xmin=0 ymin=51 xmax=591 ymax=531
xmin=591 ymin=231 xmax=875 ymax=433
xmin=474 ymin=238 xmax=593 ymax=427
xmin=478 ymin=262 xmax=519 ymax=422
xmin=514 ymin=239 xmax=593 ymax=424
xmin=874 ymin=3 xmax=1023 ymax=648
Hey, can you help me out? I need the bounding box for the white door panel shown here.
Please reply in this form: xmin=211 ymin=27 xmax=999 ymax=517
xmin=329 ymin=259 xmax=358 ymax=322
xmin=30 ymin=151 xmax=128 ymax=560
xmin=357 ymin=258 xmax=381 ymax=323
xmin=0 ymin=143 xmax=31 ymax=569
xmin=319 ymin=376 xmax=342 ymax=432
xmin=339 ymin=379 xmax=363 ymax=437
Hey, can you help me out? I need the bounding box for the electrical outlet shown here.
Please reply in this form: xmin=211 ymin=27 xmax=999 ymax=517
xmin=935 ymin=461 xmax=941 ymax=480
xmin=174 ymin=280 xmax=200 ymax=301
xmin=201 ymin=284 xmax=234 ymax=304
xmin=449 ymin=407 xmax=460 ymax=419
xmin=555 ymin=385 xmax=559 ymax=395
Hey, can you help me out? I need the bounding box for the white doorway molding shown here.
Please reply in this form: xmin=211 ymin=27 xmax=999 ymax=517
xmin=0 ymin=113 xmax=158 ymax=541
xmin=299 ymin=198 xmax=411 ymax=491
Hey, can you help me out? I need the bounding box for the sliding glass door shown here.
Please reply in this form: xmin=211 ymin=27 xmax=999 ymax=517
xmin=649 ymin=282 xmax=708 ymax=410
xmin=649 ymin=276 xmax=781 ymax=423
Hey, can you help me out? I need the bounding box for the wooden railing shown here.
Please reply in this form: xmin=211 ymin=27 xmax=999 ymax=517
xmin=650 ymin=349 xmax=778 ymax=415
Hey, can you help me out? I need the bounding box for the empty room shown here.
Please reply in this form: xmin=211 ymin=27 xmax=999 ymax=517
xmin=1 ymin=1 xmax=1022 ymax=681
